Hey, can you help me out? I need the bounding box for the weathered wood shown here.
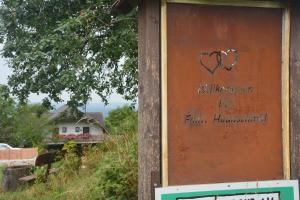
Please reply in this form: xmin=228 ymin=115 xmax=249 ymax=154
xmin=2 ymin=166 xmax=31 ymax=192
xmin=138 ymin=0 xmax=161 ymax=199
xmin=161 ymin=0 xmax=168 ymax=187
xmin=282 ymin=7 xmax=291 ymax=180
xmin=290 ymin=1 xmax=300 ymax=188
xmin=19 ymin=151 xmax=57 ymax=183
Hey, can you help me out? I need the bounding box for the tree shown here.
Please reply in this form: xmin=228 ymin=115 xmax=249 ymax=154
xmin=105 ymin=105 xmax=137 ymax=134
xmin=0 ymin=85 xmax=52 ymax=147
xmin=0 ymin=0 xmax=138 ymax=108
xmin=10 ymin=104 xmax=53 ymax=147
xmin=0 ymin=84 xmax=15 ymax=142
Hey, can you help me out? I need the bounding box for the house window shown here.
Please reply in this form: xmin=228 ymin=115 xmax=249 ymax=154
xmin=62 ymin=127 xmax=67 ymax=133
xmin=75 ymin=127 xmax=80 ymax=133
xmin=83 ymin=127 xmax=90 ymax=134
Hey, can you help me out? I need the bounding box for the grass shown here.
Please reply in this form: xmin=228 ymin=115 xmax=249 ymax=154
xmin=0 ymin=165 xmax=7 ymax=193
xmin=0 ymin=133 xmax=138 ymax=200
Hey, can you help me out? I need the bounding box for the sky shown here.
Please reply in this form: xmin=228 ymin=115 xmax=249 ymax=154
xmin=0 ymin=56 xmax=128 ymax=105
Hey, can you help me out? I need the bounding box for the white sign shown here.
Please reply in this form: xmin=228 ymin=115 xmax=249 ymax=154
xmin=217 ymin=193 xmax=279 ymax=200
xmin=156 ymin=180 xmax=299 ymax=200
xmin=179 ymin=193 xmax=279 ymax=200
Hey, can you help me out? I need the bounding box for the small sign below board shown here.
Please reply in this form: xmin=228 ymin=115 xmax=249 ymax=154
xmin=155 ymin=180 xmax=299 ymax=200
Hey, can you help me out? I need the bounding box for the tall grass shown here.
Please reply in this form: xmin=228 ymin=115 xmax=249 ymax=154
xmin=0 ymin=165 xmax=7 ymax=193
xmin=0 ymin=133 xmax=138 ymax=200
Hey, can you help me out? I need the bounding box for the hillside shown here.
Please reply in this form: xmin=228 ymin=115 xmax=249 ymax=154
xmin=50 ymin=103 xmax=134 ymax=117
xmin=0 ymin=133 xmax=138 ymax=200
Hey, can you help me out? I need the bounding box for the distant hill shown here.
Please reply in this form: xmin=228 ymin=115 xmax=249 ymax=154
xmin=52 ymin=102 xmax=135 ymax=117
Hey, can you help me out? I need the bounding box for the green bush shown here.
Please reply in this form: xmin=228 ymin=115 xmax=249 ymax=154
xmin=34 ymin=166 xmax=48 ymax=183
xmin=61 ymin=140 xmax=81 ymax=176
xmin=105 ymin=106 xmax=137 ymax=135
xmin=0 ymin=165 xmax=7 ymax=192
xmin=89 ymin=133 xmax=138 ymax=199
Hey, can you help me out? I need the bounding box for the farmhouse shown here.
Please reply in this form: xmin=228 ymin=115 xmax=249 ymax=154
xmin=47 ymin=105 xmax=107 ymax=144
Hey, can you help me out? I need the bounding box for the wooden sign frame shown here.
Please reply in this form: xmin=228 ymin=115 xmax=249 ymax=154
xmin=161 ymin=0 xmax=291 ymax=187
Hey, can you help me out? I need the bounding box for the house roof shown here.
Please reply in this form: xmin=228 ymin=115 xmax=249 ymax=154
xmin=49 ymin=105 xmax=107 ymax=131
xmin=85 ymin=112 xmax=105 ymax=128
xmin=48 ymin=105 xmax=69 ymax=121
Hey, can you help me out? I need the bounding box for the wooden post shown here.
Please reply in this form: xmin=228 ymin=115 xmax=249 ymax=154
xmin=2 ymin=166 xmax=30 ymax=192
xmin=290 ymin=0 xmax=300 ymax=190
xmin=138 ymin=0 xmax=161 ymax=199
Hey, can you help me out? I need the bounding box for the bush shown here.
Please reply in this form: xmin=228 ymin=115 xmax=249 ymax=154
xmin=89 ymin=133 xmax=138 ymax=199
xmin=0 ymin=165 xmax=7 ymax=192
xmin=105 ymin=106 xmax=137 ymax=135
xmin=61 ymin=140 xmax=81 ymax=176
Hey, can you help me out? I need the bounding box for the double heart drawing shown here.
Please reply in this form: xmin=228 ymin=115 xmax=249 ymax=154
xmin=200 ymin=49 xmax=239 ymax=75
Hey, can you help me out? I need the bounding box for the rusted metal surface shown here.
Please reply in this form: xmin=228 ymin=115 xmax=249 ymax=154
xmin=167 ymin=4 xmax=283 ymax=185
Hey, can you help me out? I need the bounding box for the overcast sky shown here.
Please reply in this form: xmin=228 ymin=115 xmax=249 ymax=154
xmin=0 ymin=56 xmax=127 ymax=104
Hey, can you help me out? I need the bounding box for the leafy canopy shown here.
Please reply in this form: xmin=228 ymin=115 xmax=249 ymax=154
xmin=105 ymin=105 xmax=137 ymax=134
xmin=0 ymin=0 xmax=138 ymax=108
xmin=10 ymin=104 xmax=53 ymax=147
xmin=0 ymin=85 xmax=15 ymax=142
xmin=0 ymin=85 xmax=53 ymax=147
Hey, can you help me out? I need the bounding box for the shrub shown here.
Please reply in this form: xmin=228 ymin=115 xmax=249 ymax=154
xmin=84 ymin=133 xmax=138 ymax=200
xmin=105 ymin=106 xmax=138 ymax=135
xmin=61 ymin=140 xmax=81 ymax=176
xmin=0 ymin=165 xmax=7 ymax=192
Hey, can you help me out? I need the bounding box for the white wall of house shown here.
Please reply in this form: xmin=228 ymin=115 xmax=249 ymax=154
xmin=56 ymin=122 xmax=104 ymax=136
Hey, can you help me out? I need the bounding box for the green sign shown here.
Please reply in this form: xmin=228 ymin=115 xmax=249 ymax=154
xmin=155 ymin=180 xmax=299 ymax=200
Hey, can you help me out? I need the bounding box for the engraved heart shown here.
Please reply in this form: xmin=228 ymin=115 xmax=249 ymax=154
xmin=221 ymin=49 xmax=238 ymax=71
xmin=200 ymin=51 xmax=221 ymax=75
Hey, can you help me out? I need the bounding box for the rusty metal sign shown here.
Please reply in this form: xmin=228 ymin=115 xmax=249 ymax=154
xmin=164 ymin=3 xmax=284 ymax=186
